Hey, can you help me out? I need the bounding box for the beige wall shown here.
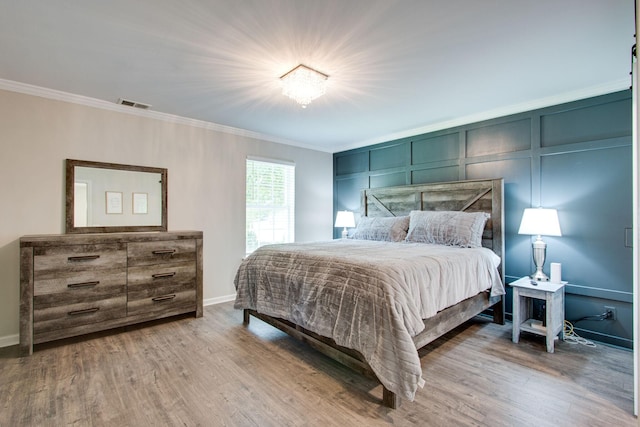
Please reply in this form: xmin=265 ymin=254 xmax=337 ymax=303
xmin=0 ymin=89 xmax=333 ymax=343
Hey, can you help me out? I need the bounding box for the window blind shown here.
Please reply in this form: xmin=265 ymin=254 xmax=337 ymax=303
xmin=245 ymin=159 xmax=295 ymax=254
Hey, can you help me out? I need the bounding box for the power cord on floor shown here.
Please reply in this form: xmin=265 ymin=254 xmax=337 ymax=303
xmin=563 ymin=320 xmax=596 ymax=347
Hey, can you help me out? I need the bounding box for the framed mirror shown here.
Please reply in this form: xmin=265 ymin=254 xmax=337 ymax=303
xmin=66 ymin=159 xmax=167 ymax=233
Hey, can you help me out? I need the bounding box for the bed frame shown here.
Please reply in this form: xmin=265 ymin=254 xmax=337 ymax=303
xmin=243 ymin=178 xmax=505 ymax=408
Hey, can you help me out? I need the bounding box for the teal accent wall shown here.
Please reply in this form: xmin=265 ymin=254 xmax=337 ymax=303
xmin=333 ymin=90 xmax=633 ymax=348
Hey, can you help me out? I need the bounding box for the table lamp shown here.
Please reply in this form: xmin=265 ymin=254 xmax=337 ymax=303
xmin=518 ymin=207 xmax=562 ymax=281
xmin=335 ymin=211 xmax=355 ymax=239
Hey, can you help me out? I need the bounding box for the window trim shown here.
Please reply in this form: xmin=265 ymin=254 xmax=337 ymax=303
xmin=245 ymin=157 xmax=295 ymax=255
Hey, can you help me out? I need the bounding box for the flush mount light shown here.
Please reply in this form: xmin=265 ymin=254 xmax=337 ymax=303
xmin=279 ymin=64 xmax=329 ymax=108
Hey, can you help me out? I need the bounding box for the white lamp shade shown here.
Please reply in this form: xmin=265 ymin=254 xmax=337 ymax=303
xmin=335 ymin=211 xmax=355 ymax=228
xmin=518 ymin=208 xmax=562 ymax=236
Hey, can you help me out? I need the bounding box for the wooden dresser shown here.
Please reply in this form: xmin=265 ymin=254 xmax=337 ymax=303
xmin=20 ymin=231 xmax=203 ymax=355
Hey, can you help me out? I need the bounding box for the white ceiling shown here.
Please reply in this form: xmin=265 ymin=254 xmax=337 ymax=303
xmin=0 ymin=0 xmax=634 ymax=153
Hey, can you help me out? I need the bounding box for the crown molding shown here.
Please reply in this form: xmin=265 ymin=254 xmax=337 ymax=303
xmin=334 ymin=78 xmax=630 ymax=153
xmin=1 ymin=77 xmax=628 ymax=155
xmin=0 ymin=78 xmax=328 ymax=152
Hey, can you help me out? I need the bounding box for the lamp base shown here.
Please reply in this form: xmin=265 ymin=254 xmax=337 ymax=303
xmin=341 ymin=228 xmax=348 ymax=239
xmin=530 ymin=269 xmax=549 ymax=282
xmin=531 ymin=236 xmax=549 ymax=281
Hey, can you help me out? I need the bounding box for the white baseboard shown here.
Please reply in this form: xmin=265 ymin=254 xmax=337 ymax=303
xmin=204 ymin=294 xmax=236 ymax=306
xmin=0 ymin=295 xmax=237 ymax=348
xmin=0 ymin=334 xmax=19 ymax=348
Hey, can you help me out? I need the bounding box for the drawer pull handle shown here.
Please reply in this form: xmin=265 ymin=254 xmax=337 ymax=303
xmin=152 ymin=249 xmax=176 ymax=255
xmin=68 ymin=281 xmax=100 ymax=289
xmin=152 ymin=294 xmax=176 ymax=302
xmin=152 ymin=272 xmax=176 ymax=279
xmin=68 ymin=307 xmax=99 ymax=316
xmin=68 ymin=255 xmax=100 ymax=261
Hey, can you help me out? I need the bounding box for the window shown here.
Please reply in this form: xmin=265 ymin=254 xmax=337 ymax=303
xmin=245 ymin=158 xmax=295 ymax=254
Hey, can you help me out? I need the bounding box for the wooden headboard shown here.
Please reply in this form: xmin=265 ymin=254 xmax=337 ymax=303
xmin=360 ymin=178 xmax=504 ymax=281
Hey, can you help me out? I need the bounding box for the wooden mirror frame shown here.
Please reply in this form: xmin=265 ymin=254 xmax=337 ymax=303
xmin=65 ymin=159 xmax=168 ymax=233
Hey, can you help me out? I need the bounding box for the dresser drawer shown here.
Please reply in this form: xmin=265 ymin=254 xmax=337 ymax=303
xmin=127 ymin=240 xmax=195 ymax=267
xmin=33 ymin=243 xmax=127 ymax=280
xmin=34 ymin=269 xmax=126 ymax=306
xmin=127 ymin=262 xmax=195 ymax=289
xmin=127 ymin=289 xmax=196 ymax=318
xmin=127 ymin=262 xmax=196 ymax=317
xmin=33 ymin=296 xmax=127 ymax=334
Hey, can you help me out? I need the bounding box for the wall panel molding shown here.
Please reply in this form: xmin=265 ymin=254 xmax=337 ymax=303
xmin=333 ymin=90 xmax=633 ymax=348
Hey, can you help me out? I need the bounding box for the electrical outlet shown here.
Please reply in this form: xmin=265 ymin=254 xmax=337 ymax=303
xmin=604 ymin=306 xmax=617 ymax=321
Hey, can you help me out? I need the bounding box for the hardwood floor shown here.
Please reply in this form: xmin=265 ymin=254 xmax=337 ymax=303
xmin=0 ymin=302 xmax=635 ymax=426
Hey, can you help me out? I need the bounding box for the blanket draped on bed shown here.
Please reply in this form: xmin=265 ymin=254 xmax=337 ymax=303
xmin=234 ymin=239 xmax=504 ymax=401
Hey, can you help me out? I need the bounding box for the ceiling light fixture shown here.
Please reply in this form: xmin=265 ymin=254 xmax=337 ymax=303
xmin=279 ymin=64 xmax=329 ymax=108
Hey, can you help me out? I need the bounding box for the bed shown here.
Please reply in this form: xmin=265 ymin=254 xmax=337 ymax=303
xmin=234 ymin=178 xmax=505 ymax=408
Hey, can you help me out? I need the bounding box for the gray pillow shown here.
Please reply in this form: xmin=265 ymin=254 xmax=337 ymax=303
xmin=350 ymin=216 xmax=410 ymax=242
xmin=405 ymin=210 xmax=489 ymax=248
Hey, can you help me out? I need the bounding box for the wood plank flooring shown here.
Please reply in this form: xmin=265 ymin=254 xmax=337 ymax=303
xmin=0 ymin=302 xmax=635 ymax=426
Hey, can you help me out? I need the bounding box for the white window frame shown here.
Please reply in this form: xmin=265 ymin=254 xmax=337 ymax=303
xmin=245 ymin=157 xmax=295 ymax=255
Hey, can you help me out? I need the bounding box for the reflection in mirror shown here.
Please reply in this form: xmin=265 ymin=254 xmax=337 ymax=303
xmin=66 ymin=159 xmax=167 ymax=233
xmin=74 ymin=181 xmax=89 ymax=227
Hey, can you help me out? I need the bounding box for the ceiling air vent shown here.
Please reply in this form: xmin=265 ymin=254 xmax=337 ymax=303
xmin=117 ymin=98 xmax=151 ymax=110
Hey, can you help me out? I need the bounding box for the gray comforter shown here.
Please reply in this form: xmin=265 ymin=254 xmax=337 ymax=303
xmin=234 ymin=239 xmax=504 ymax=401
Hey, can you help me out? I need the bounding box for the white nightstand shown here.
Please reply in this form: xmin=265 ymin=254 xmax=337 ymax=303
xmin=511 ymin=276 xmax=566 ymax=353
